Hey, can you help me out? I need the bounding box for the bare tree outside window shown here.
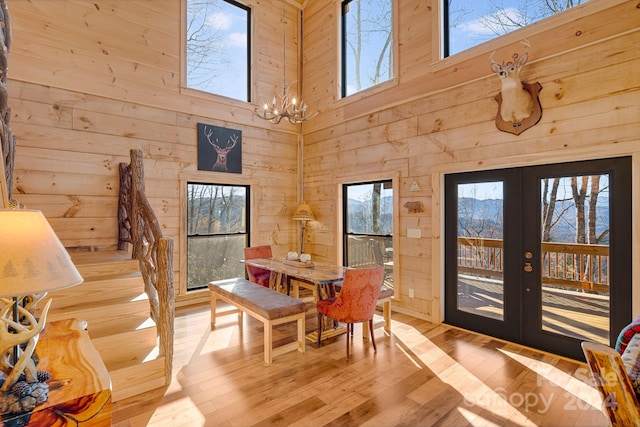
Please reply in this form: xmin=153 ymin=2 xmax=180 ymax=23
xmin=446 ymin=0 xmax=588 ymax=56
xmin=186 ymin=183 xmax=248 ymax=290
xmin=186 ymin=0 xmax=250 ymax=101
xmin=342 ymin=0 xmax=393 ymax=97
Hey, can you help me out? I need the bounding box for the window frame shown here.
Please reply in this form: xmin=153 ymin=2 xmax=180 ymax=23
xmin=342 ymin=179 xmax=395 ymax=290
xmin=441 ymin=0 xmax=591 ymax=60
xmin=340 ymin=0 xmax=395 ymax=99
xmin=184 ymin=181 xmax=251 ymax=292
xmin=182 ymin=0 xmax=252 ymax=103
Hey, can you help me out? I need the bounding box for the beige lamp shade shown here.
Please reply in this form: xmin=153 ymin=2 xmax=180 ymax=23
xmin=0 ymin=209 xmax=83 ymax=297
xmin=292 ymin=204 xmax=315 ymax=221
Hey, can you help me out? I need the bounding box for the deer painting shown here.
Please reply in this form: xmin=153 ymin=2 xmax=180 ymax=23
xmin=204 ymin=126 xmax=239 ymax=172
xmin=490 ymin=40 xmax=542 ymax=135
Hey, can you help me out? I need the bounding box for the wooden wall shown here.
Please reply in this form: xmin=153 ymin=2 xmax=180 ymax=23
xmin=300 ymin=0 xmax=640 ymax=320
xmin=7 ymin=0 xmax=305 ymax=303
xmin=4 ymin=0 xmax=639 ymax=319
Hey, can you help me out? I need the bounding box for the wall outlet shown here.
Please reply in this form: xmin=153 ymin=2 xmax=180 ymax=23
xmin=409 ymin=288 xmax=414 ymax=298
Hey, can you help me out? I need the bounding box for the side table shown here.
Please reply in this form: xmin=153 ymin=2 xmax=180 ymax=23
xmin=1 ymin=318 xmax=112 ymax=426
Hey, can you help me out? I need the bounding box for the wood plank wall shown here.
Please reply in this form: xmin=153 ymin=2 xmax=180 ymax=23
xmin=3 ymin=0 xmax=639 ymax=319
xmin=300 ymin=0 xmax=640 ymax=320
xmin=6 ymin=0 xmax=305 ymax=303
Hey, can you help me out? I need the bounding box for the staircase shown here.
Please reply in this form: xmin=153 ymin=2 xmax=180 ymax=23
xmin=46 ymin=249 xmax=167 ymax=402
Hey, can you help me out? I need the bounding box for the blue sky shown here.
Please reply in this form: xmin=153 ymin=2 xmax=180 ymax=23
xmin=448 ymin=0 xmax=587 ymax=55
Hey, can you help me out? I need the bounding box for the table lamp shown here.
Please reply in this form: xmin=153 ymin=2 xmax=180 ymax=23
xmin=0 ymin=209 xmax=83 ymax=414
xmin=292 ymin=203 xmax=314 ymax=255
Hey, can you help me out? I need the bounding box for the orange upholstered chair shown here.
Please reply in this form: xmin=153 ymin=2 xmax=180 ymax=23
xmin=244 ymin=245 xmax=272 ymax=287
xmin=316 ymin=265 xmax=385 ymax=359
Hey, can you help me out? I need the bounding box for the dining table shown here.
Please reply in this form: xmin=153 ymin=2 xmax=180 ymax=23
xmin=243 ymin=257 xmax=348 ymax=341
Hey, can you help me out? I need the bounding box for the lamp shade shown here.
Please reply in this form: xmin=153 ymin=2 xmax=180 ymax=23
xmin=292 ymin=204 xmax=314 ymax=221
xmin=0 ymin=209 xmax=83 ymax=297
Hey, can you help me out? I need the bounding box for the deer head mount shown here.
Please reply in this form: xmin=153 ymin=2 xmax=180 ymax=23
xmin=490 ymin=40 xmax=542 ymax=135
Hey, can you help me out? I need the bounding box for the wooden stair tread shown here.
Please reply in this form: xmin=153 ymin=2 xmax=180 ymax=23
xmin=48 ymin=275 xmax=146 ymax=309
xmin=86 ymin=313 xmax=156 ymax=339
xmin=69 ymin=249 xmax=134 ymax=265
xmin=96 ymin=333 xmax=159 ymax=370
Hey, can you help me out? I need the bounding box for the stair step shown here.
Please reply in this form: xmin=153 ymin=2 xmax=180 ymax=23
xmin=86 ymin=313 xmax=156 ymax=340
xmin=93 ymin=328 xmax=158 ymax=368
xmin=110 ymin=357 xmax=167 ymax=402
xmin=48 ymin=274 xmax=146 ymax=311
xmin=47 ymin=298 xmax=150 ymax=329
xmin=69 ymin=250 xmax=140 ymax=282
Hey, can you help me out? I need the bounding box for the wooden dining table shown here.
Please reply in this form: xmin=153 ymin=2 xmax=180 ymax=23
xmin=244 ymin=258 xmax=345 ymax=291
xmin=243 ymin=257 xmax=348 ymax=341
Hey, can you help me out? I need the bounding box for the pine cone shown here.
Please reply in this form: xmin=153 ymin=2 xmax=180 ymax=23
xmin=10 ymin=381 xmax=31 ymax=398
xmin=36 ymin=371 xmax=51 ymax=382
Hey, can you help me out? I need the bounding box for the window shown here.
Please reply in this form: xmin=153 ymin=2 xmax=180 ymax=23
xmin=445 ymin=0 xmax=589 ymax=57
xmin=186 ymin=183 xmax=249 ymax=290
xmin=341 ymin=0 xmax=393 ymax=97
xmin=185 ymin=0 xmax=251 ymax=101
xmin=343 ymin=180 xmax=394 ymax=288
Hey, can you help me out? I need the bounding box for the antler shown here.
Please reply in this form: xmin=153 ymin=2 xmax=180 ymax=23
xmin=0 ymin=298 xmax=52 ymax=391
xmin=226 ymin=134 xmax=239 ymax=151
xmin=204 ymin=126 xmax=216 ymax=147
xmin=511 ymin=39 xmax=530 ymax=65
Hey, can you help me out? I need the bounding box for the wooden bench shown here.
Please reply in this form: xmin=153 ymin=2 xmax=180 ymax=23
xmin=209 ymin=278 xmax=307 ymax=364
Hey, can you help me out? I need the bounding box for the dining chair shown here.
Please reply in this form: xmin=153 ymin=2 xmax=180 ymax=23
xmin=316 ymin=265 xmax=385 ymax=359
xmin=244 ymin=245 xmax=273 ymax=287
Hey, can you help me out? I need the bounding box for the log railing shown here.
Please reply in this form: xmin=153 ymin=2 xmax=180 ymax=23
xmin=118 ymin=149 xmax=174 ymax=384
xmin=457 ymin=237 xmax=609 ymax=293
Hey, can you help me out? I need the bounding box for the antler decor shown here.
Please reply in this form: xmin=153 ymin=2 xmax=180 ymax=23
xmin=0 ymin=299 xmax=52 ymax=414
xmin=490 ymin=40 xmax=543 ymax=135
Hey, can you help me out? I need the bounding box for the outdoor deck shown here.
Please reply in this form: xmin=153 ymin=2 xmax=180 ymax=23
xmin=458 ymin=274 xmax=610 ymax=344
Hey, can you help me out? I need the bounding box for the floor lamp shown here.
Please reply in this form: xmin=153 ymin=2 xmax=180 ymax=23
xmin=292 ymin=203 xmax=314 ymax=255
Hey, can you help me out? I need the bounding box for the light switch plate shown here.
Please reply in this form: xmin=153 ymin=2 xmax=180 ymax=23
xmin=407 ymin=228 xmax=421 ymax=238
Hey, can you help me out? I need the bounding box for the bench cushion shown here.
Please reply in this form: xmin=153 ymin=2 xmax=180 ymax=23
xmin=379 ymin=285 xmax=394 ymax=299
xmin=210 ymin=278 xmax=306 ymax=320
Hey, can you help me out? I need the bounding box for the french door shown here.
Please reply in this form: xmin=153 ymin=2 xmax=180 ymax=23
xmin=444 ymin=158 xmax=632 ymax=360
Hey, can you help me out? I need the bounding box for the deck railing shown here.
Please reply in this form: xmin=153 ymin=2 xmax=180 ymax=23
xmin=347 ymin=236 xmax=394 ymax=287
xmin=118 ymin=148 xmax=175 ymax=384
xmin=457 ymin=237 xmax=609 ymax=293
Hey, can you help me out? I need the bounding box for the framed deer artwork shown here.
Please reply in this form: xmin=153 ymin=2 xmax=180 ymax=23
xmin=197 ymin=123 xmax=242 ymax=174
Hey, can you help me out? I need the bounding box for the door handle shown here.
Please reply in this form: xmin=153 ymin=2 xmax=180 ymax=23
xmin=523 ymin=262 xmax=533 ymax=273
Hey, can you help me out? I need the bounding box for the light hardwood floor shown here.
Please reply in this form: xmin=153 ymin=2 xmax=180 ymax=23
xmin=111 ymin=303 xmax=609 ymax=427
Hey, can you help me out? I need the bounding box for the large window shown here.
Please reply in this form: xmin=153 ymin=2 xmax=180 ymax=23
xmin=445 ymin=0 xmax=589 ymax=57
xmin=186 ymin=0 xmax=251 ymax=101
xmin=186 ymin=183 xmax=249 ymax=290
xmin=343 ymin=180 xmax=394 ymax=288
xmin=341 ymin=0 xmax=393 ymax=97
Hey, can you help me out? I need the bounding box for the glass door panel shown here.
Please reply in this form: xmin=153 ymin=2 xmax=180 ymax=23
xmin=539 ymin=174 xmax=610 ymax=344
xmin=456 ymin=182 xmax=504 ymax=321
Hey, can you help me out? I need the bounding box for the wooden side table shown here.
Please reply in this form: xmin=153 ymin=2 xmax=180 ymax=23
xmin=1 ymin=318 xmax=112 ymax=426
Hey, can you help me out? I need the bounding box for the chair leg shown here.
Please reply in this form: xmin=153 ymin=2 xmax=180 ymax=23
xmin=369 ymin=319 xmax=377 ymax=352
xmin=317 ymin=312 xmax=323 ymax=345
